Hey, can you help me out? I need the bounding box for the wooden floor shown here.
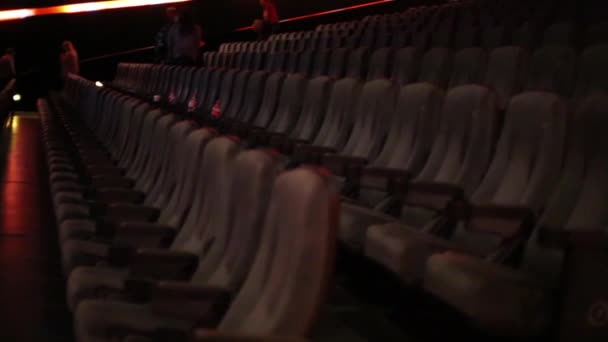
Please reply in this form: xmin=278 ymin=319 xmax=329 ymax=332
xmin=0 ymin=113 xmax=73 ymax=341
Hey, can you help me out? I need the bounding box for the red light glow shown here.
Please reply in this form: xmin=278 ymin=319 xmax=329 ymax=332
xmin=0 ymin=0 xmax=190 ymax=22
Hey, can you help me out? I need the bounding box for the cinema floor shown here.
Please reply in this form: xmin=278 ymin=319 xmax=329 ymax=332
xmin=0 ymin=112 xmax=73 ymax=341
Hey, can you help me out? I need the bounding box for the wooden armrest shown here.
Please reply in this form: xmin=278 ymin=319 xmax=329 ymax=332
xmin=463 ymin=204 xmax=536 ymax=241
xmin=129 ymin=249 xmax=199 ymax=281
xmin=321 ymin=154 xmax=368 ymax=176
xmin=404 ymin=181 xmax=464 ymax=211
xmin=191 ymin=330 xmax=308 ymax=342
xmin=150 ymin=282 xmax=232 ymax=324
xmin=93 ymin=188 xmax=144 ymax=203
xmin=113 ymin=223 xmax=176 ymax=248
xmin=103 ymin=204 xmax=160 ymax=222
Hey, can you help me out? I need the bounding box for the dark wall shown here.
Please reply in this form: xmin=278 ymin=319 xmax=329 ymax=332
xmin=0 ymin=0 xmax=416 ymax=109
xmin=0 ymin=0 xmax=397 ymax=68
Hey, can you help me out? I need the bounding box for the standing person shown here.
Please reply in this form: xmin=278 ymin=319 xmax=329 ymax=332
xmin=60 ymin=41 xmax=79 ymax=80
xmin=254 ymin=0 xmax=279 ymax=40
xmin=167 ymin=9 xmax=202 ymax=66
xmin=154 ymin=6 xmax=179 ymax=64
xmin=0 ymin=48 xmax=16 ymax=89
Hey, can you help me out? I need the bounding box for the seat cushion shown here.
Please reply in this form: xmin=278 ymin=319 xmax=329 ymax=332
xmin=74 ymin=300 xmax=192 ymax=341
xmin=61 ymin=239 xmax=110 ymax=275
xmin=339 ymin=202 xmax=395 ymax=250
xmin=56 ymin=202 xmax=91 ymax=223
xmin=49 ymin=163 xmax=76 ymax=173
xmin=50 ymin=171 xmax=80 ymax=183
xmin=59 ymin=219 xmax=97 ymax=243
xmin=365 ymin=223 xmax=462 ymax=284
xmin=54 ymin=191 xmax=85 ymax=208
xmin=67 ymin=266 xmax=129 ymax=311
xmin=52 ymin=180 xmax=85 ymax=195
xmin=423 ymin=251 xmax=548 ymax=336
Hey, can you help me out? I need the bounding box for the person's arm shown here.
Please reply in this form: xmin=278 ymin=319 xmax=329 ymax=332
xmin=72 ymin=53 xmax=80 ymax=75
xmin=191 ymin=25 xmax=202 ymax=61
xmin=9 ymin=57 xmax=15 ymax=77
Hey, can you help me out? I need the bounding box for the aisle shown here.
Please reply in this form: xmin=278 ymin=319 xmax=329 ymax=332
xmin=0 ymin=113 xmax=73 ymax=341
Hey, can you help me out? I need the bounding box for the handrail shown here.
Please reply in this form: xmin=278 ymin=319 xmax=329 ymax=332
xmin=80 ymin=46 xmax=154 ymax=63
xmin=74 ymin=0 xmax=396 ymax=65
xmin=234 ymin=0 xmax=395 ymax=31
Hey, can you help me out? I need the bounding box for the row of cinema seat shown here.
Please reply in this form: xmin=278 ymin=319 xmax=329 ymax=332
xmin=45 ymin=0 xmax=608 ymax=340
xmin=218 ymin=1 xmax=607 ymax=54
xmin=107 ymin=38 xmax=608 ymax=342
xmin=75 ymin=47 xmax=608 ymax=341
xmin=0 ymin=79 xmax=15 ymax=124
xmin=39 ymin=77 xmax=339 ymax=341
xmin=113 ymin=43 xmax=608 ymax=119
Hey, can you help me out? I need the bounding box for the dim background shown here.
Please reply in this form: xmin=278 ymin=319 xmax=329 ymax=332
xmin=0 ymin=0 xmax=432 ymax=109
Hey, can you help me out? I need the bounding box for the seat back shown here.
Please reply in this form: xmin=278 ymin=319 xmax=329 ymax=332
xmin=367 ymin=48 xmax=393 ymax=81
xmin=449 ymin=48 xmax=488 ymax=88
xmin=339 ymin=79 xmax=398 ymax=159
xmin=311 ymin=78 xmax=362 ymax=149
xmin=159 ymin=128 xmax=217 ymax=227
xmin=345 ymin=47 xmax=371 ymax=79
xmin=414 ymin=85 xmax=499 ymax=196
xmin=543 ymin=22 xmax=576 ymax=46
xmin=194 ymin=150 xmax=284 ymax=288
xmin=447 ymin=92 xmax=567 ymax=257
xmin=523 ymin=93 xmax=608 ymax=287
xmin=233 ymin=71 xmax=270 ymax=124
xmin=124 ymin=108 xmax=164 ymax=181
xmin=289 ymin=76 xmax=333 ymax=142
xmin=574 ymin=44 xmax=608 ymax=102
xmin=418 ymin=48 xmax=453 ymax=88
xmin=266 ymin=74 xmax=309 ymax=134
xmin=370 ymin=82 xmax=444 ymax=173
xmin=250 ymin=72 xmax=287 ymax=128
xmin=138 ymin=114 xmax=180 ymax=196
xmin=485 ymin=46 xmax=529 ymax=110
xmin=147 ymin=120 xmax=197 ymax=210
xmin=210 ymin=69 xmax=239 ymax=117
xmin=525 ymin=45 xmax=578 ymax=98
xmin=471 ymin=92 xmax=567 ymax=210
xmin=219 ymin=168 xmax=338 ymax=336
xmin=389 ymin=47 xmax=421 ymax=86
xmin=171 ymin=137 xmax=241 ymax=251
xmin=222 ymin=71 xmax=252 ymax=121
xmin=326 ymin=48 xmax=349 ymax=79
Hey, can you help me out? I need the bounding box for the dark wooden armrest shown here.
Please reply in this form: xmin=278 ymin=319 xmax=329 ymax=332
xmin=93 ymin=188 xmax=145 ymax=203
xmin=93 ymin=219 xmax=118 ymax=238
xmin=355 ymin=167 xmax=412 ymax=195
xmin=292 ymin=144 xmax=336 ymax=163
xmin=123 ymin=277 xmax=157 ymax=302
xmin=404 ymin=182 xmax=464 ymax=211
xmin=103 ymin=204 xmax=160 ymax=222
xmin=107 ymin=244 xmax=135 ymax=267
xmin=566 ymin=228 xmax=608 ymax=248
xmin=463 ymin=204 xmax=536 ymax=241
xmin=361 ymin=167 xmax=412 ymax=179
xmin=113 ymin=223 xmax=176 ymax=248
xmin=150 ymin=282 xmax=232 ymax=324
xmin=130 ymin=249 xmax=199 ymax=281
xmin=537 ymin=225 xmax=566 ymax=247
xmin=86 ymin=166 xmax=124 ymax=177
xmin=321 ymin=155 xmax=368 ymax=176
xmin=407 ymin=182 xmax=463 ymax=195
xmin=191 ymin=330 xmax=308 ymax=342
xmin=471 ymin=205 xmax=534 ymax=220
xmin=90 ymin=175 xmax=134 ymax=188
